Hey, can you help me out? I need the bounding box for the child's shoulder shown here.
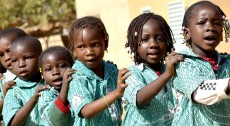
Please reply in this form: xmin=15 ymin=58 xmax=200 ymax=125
xmin=103 ymin=60 xmax=118 ymax=69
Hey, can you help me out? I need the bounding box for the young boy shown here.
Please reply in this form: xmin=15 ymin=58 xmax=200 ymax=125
xmin=0 ymin=28 xmax=26 ymax=123
xmin=2 ymin=36 xmax=48 ymax=126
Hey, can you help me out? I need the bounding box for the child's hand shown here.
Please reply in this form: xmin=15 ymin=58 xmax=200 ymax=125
xmin=165 ymin=49 xmax=184 ymax=76
xmin=33 ymin=85 xmax=50 ymax=102
xmin=115 ymin=68 xmax=130 ymax=97
xmin=60 ymin=68 xmax=76 ymax=105
xmin=3 ymin=80 xmax=16 ymax=96
xmin=62 ymin=68 xmax=76 ymax=91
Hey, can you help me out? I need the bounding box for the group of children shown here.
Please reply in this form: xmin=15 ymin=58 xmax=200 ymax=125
xmin=0 ymin=1 xmax=230 ymax=126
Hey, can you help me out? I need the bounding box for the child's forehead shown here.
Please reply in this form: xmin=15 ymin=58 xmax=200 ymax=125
xmin=0 ymin=36 xmax=14 ymax=45
xmin=191 ymin=4 xmax=220 ymax=17
xmin=43 ymin=52 xmax=68 ymax=62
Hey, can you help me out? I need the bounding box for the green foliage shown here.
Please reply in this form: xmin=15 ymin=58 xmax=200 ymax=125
xmin=0 ymin=0 xmax=75 ymax=28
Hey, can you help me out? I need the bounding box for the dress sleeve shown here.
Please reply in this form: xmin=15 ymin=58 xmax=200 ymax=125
xmin=192 ymin=78 xmax=230 ymax=105
xmin=173 ymin=59 xmax=215 ymax=100
xmin=38 ymin=90 xmax=61 ymax=125
xmin=67 ymin=76 xmax=93 ymax=117
xmin=2 ymin=89 xmax=21 ymax=126
xmin=123 ymin=70 xmax=146 ymax=108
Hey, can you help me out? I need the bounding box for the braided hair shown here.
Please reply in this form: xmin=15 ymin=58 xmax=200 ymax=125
xmin=125 ymin=12 xmax=175 ymax=64
xmin=182 ymin=1 xmax=229 ymax=46
xmin=68 ymin=16 xmax=109 ymax=57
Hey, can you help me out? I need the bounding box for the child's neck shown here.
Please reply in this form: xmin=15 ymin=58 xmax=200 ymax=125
xmin=193 ymin=49 xmax=217 ymax=58
xmin=27 ymin=72 xmax=41 ymax=83
xmin=92 ymin=63 xmax=104 ymax=79
xmin=146 ymin=62 xmax=162 ymax=72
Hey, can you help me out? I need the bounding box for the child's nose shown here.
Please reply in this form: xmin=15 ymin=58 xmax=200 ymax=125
xmin=19 ymin=60 xmax=26 ymax=68
xmin=206 ymin=22 xmax=216 ymax=32
xmin=149 ymin=39 xmax=159 ymax=47
xmin=53 ymin=68 xmax=60 ymax=75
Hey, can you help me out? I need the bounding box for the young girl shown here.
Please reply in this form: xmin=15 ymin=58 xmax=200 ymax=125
xmin=61 ymin=16 xmax=129 ymax=126
xmin=172 ymin=1 xmax=230 ymax=125
xmin=0 ymin=28 xmax=26 ymax=122
xmin=38 ymin=46 xmax=75 ymax=125
xmin=2 ymin=36 xmax=48 ymax=126
xmin=122 ymin=13 xmax=184 ymax=126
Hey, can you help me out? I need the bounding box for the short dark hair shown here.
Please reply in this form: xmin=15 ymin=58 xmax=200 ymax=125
xmin=39 ymin=46 xmax=74 ymax=67
xmin=11 ymin=36 xmax=42 ymax=56
xmin=0 ymin=28 xmax=26 ymax=40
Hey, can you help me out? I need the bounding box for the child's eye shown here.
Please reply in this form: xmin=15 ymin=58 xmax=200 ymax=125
xmin=58 ymin=64 xmax=67 ymax=69
xmin=6 ymin=49 xmax=10 ymax=53
xmin=197 ymin=20 xmax=205 ymax=25
xmin=156 ymin=37 xmax=165 ymax=42
xmin=141 ymin=38 xmax=149 ymax=43
xmin=77 ymin=45 xmax=84 ymax=50
xmin=11 ymin=59 xmax=17 ymax=63
xmin=0 ymin=53 xmax=3 ymax=58
xmin=45 ymin=68 xmax=51 ymax=71
xmin=93 ymin=43 xmax=100 ymax=47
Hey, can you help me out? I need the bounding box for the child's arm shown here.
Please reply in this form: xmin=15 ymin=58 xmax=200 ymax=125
xmin=59 ymin=68 xmax=76 ymax=105
xmin=80 ymin=68 xmax=130 ymax=119
xmin=0 ymin=80 xmax=16 ymax=114
xmin=136 ymin=51 xmax=184 ymax=106
xmin=9 ymin=85 xmax=49 ymax=126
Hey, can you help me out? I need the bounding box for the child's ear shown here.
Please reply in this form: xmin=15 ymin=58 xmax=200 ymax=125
xmin=183 ymin=28 xmax=190 ymax=41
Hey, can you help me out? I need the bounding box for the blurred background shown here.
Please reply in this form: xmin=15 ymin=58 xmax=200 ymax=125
xmin=1 ymin=0 xmax=229 ymax=69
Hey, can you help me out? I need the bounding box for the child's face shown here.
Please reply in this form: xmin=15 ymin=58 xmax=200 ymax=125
xmin=41 ymin=53 xmax=72 ymax=91
xmin=138 ymin=18 xmax=167 ymax=66
xmin=73 ymin=27 xmax=105 ymax=68
xmin=185 ymin=4 xmax=223 ymax=55
xmin=10 ymin=44 xmax=40 ymax=81
xmin=0 ymin=37 xmax=13 ymax=71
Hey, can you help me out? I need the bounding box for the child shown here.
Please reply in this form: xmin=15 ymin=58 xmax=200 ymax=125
xmin=38 ymin=46 xmax=75 ymax=125
xmin=0 ymin=28 xmax=26 ymax=121
xmin=122 ymin=13 xmax=184 ymax=126
xmin=2 ymin=36 xmax=48 ymax=126
xmin=172 ymin=1 xmax=230 ymax=125
xmin=50 ymin=16 xmax=130 ymax=126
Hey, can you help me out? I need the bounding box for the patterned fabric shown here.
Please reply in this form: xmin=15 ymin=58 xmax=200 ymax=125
xmin=68 ymin=60 xmax=122 ymax=126
xmin=38 ymin=87 xmax=59 ymax=126
xmin=122 ymin=63 xmax=175 ymax=126
xmin=2 ymin=78 xmax=43 ymax=126
xmin=0 ymin=70 xmax=16 ymax=100
xmin=172 ymin=48 xmax=230 ymax=126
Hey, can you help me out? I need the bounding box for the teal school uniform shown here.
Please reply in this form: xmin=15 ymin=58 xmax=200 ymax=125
xmin=68 ymin=60 xmax=122 ymax=126
xmin=172 ymin=49 xmax=230 ymax=126
xmin=122 ymin=63 xmax=174 ymax=126
xmin=38 ymin=87 xmax=59 ymax=126
xmin=2 ymin=78 xmax=43 ymax=126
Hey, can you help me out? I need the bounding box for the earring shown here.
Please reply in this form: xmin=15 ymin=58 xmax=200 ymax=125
xmin=39 ymin=68 xmax=43 ymax=79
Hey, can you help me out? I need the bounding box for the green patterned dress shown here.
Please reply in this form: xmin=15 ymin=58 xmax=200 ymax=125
xmin=122 ymin=63 xmax=175 ymax=126
xmin=2 ymin=78 xmax=43 ymax=126
xmin=172 ymin=49 xmax=230 ymax=126
xmin=38 ymin=87 xmax=59 ymax=126
xmin=68 ymin=60 xmax=122 ymax=126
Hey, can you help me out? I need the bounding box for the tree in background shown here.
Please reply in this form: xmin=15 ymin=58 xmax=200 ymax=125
xmin=0 ymin=0 xmax=76 ymax=38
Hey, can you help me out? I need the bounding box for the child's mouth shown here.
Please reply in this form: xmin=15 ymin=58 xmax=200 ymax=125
xmin=53 ymin=78 xmax=63 ymax=86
